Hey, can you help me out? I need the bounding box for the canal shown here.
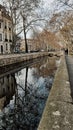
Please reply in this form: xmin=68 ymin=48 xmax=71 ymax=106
xmin=0 ymin=56 xmax=60 ymax=130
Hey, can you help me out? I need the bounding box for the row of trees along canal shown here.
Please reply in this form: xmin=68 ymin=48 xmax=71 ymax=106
xmin=2 ymin=0 xmax=73 ymax=53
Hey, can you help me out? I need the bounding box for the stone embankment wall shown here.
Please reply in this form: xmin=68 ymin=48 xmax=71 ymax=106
xmin=0 ymin=52 xmax=48 ymax=67
xmin=0 ymin=51 xmax=63 ymax=67
xmin=38 ymin=55 xmax=73 ymax=130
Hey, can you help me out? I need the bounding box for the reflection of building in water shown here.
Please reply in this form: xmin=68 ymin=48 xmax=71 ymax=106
xmin=0 ymin=74 xmax=16 ymax=110
xmin=0 ymin=96 xmax=6 ymax=110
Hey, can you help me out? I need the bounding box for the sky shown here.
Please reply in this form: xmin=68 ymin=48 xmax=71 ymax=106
xmin=43 ymin=0 xmax=54 ymax=6
xmin=0 ymin=0 xmax=2 ymax=4
xmin=42 ymin=0 xmax=55 ymax=10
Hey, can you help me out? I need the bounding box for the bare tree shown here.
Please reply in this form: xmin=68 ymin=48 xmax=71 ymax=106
xmin=2 ymin=0 xmax=41 ymax=53
xmin=58 ymin=0 xmax=73 ymax=9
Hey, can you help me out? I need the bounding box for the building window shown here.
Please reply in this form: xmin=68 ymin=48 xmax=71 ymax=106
xmin=5 ymin=33 xmax=8 ymax=41
xmin=0 ymin=34 xmax=2 ymax=41
xmin=0 ymin=23 xmax=1 ymax=28
xmin=8 ymin=22 xmax=11 ymax=31
xmin=5 ymin=25 xmax=7 ymax=29
xmin=9 ymin=34 xmax=12 ymax=42
xmin=4 ymin=20 xmax=7 ymax=29
xmin=1 ymin=45 xmax=3 ymax=53
xmin=6 ymin=43 xmax=8 ymax=50
xmin=9 ymin=27 xmax=11 ymax=31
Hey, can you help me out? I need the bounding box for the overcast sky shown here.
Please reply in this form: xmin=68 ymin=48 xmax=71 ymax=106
xmin=43 ymin=0 xmax=54 ymax=8
xmin=43 ymin=0 xmax=54 ymax=4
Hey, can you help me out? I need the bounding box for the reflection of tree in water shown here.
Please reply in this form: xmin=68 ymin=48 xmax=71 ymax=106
xmin=0 ymin=68 xmax=38 ymax=130
xmin=13 ymin=67 xmax=43 ymax=130
xmin=0 ymin=70 xmax=52 ymax=130
xmin=20 ymin=69 xmax=53 ymax=129
xmin=0 ymin=56 xmax=58 ymax=130
xmin=32 ymin=56 xmax=57 ymax=78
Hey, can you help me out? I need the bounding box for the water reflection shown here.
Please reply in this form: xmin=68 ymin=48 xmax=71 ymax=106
xmin=0 ymin=56 xmax=59 ymax=130
xmin=0 ymin=74 xmax=16 ymax=109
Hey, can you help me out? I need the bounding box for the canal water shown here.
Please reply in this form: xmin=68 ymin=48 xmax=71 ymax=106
xmin=0 ymin=56 xmax=60 ymax=130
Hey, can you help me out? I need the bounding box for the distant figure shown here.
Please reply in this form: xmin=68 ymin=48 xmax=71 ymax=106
xmin=65 ymin=49 xmax=68 ymax=55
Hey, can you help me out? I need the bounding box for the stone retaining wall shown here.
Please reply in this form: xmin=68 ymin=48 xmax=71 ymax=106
xmin=0 ymin=52 xmax=48 ymax=67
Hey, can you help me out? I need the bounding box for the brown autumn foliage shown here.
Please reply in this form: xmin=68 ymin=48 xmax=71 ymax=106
xmin=46 ymin=11 xmax=73 ymax=50
xmin=33 ymin=29 xmax=61 ymax=51
xmin=60 ymin=15 xmax=73 ymax=43
xmin=49 ymin=11 xmax=73 ymax=32
xmin=32 ymin=11 xmax=73 ymax=51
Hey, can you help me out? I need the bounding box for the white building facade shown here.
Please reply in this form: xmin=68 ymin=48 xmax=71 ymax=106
xmin=0 ymin=5 xmax=12 ymax=54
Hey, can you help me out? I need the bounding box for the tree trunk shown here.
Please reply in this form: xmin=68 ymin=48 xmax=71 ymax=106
xmin=23 ymin=17 xmax=28 ymax=53
xmin=25 ymin=67 xmax=28 ymax=100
